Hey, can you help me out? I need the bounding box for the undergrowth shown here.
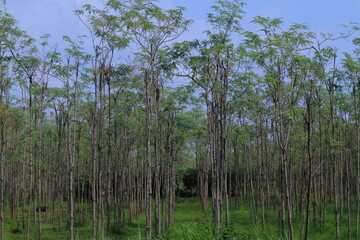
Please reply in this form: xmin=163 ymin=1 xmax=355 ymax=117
xmin=3 ymin=199 xmax=358 ymax=239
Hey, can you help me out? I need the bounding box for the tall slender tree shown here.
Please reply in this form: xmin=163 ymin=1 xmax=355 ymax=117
xmin=116 ymin=1 xmax=191 ymax=237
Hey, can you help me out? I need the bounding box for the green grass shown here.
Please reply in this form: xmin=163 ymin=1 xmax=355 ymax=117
xmin=3 ymin=199 xmax=359 ymax=239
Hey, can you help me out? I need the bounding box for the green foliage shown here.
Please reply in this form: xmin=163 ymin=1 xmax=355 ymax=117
xmin=160 ymin=222 xmax=217 ymax=240
xmin=5 ymin=200 xmax=356 ymax=239
xmin=176 ymin=168 xmax=198 ymax=197
xmin=207 ymin=0 xmax=246 ymax=34
xmin=120 ymin=0 xmax=192 ymax=49
xmin=2 ymin=1 xmax=360 ymax=240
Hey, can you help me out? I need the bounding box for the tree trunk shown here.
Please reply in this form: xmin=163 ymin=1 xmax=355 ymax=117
xmin=145 ymin=71 xmax=152 ymax=239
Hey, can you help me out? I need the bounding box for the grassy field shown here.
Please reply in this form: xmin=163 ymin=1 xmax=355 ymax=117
xmin=3 ymin=199 xmax=358 ymax=239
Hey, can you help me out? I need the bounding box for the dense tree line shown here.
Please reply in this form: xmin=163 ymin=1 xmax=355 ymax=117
xmin=0 ymin=0 xmax=360 ymax=239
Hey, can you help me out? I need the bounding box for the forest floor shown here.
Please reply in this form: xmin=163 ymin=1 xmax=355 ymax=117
xmin=3 ymin=198 xmax=357 ymax=239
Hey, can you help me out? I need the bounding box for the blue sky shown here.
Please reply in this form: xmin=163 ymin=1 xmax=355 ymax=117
xmin=5 ymin=0 xmax=360 ymax=51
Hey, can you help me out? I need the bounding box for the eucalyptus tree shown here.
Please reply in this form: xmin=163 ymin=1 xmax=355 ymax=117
xmin=107 ymin=63 xmax=135 ymax=229
xmin=189 ymin=107 xmax=209 ymax=213
xmin=245 ymin=18 xmax=315 ymax=239
xmin=154 ymin=50 xmax=197 ymax=232
xmin=49 ymin=86 xmax=67 ymax=231
xmin=316 ymin=26 xmax=359 ymax=238
xmin=11 ymin=34 xmax=62 ymax=239
xmin=158 ymin=86 xmax=196 ymax=230
xmin=333 ymin=79 xmax=354 ymax=240
xmin=76 ymin=2 xmax=129 ymax=237
xmin=342 ymin=38 xmax=360 ymax=238
xmin=10 ymin=32 xmax=41 ymax=240
xmin=110 ymin=1 xmax=191 ymax=237
xmin=52 ymin=35 xmax=90 ymax=240
xmin=231 ymin=81 xmax=270 ymax=226
xmin=311 ymin=36 xmax=349 ymax=239
xmin=33 ymin=34 xmax=61 ymax=240
xmin=321 ymin=45 xmax=342 ymax=238
xmin=204 ymin=3 xmax=245 ymax=229
xmin=6 ymin=32 xmax=58 ymax=240
xmin=173 ymin=0 xmax=245 ymax=233
xmin=227 ymin=42 xmax=260 ymax=219
xmin=0 ymin=5 xmax=23 ymax=240
xmin=289 ymin=52 xmax=324 ymax=240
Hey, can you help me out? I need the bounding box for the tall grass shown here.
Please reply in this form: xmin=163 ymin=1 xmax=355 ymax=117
xmin=159 ymin=221 xmax=217 ymax=240
xmin=4 ymin=199 xmax=358 ymax=239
